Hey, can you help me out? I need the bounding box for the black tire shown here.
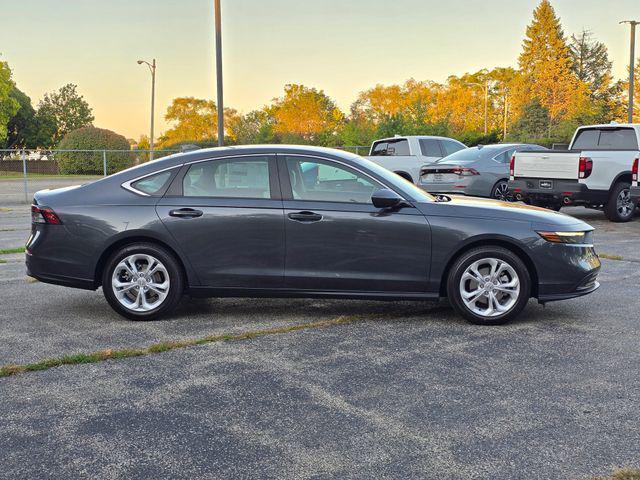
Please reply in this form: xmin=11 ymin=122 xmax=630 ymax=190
xmin=491 ymin=180 xmax=512 ymax=201
xmin=447 ymin=246 xmax=531 ymax=325
xmin=604 ymin=181 xmax=636 ymax=222
xmin=102 ymin=242 xmax=184 ymax=321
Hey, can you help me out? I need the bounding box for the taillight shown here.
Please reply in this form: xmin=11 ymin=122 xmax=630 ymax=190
xmin=632 ymin=157 xmax=638 ymax=183
xmin=452 ymin=167 xmax=479 ymax=176
xmin=31 ymin=205 xmax=62 ymax=224
xmin=509 ymin=155 xmax=515 ymax=179
xmin=578 ymin=157 xmax=593 ymax=179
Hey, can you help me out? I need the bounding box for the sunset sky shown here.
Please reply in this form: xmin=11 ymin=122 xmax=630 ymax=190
xmin=1 ymin=0 xmax=638 ymax=140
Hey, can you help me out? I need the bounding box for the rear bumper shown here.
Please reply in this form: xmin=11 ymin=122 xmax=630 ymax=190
xmin=631 ymin=185 xmax=640 ymax=202
xmin=509 ymin=178 xmax=608 ymax=206
xmin=26 ymin=252 xmax=95 ymax=290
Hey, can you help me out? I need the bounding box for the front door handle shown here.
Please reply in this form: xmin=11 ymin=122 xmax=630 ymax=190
xmin=169 ymin=208 xmax=203 ymax=219
xmin=287 ymin=211 xmax=323 ymax=223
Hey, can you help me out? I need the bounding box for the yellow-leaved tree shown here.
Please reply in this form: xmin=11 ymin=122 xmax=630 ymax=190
xmin=268 ymin=84 xmax=344 ymax=144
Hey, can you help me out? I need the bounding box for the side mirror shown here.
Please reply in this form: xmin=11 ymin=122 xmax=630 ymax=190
xmin=371 ymin=188 xmax=405 ymax=209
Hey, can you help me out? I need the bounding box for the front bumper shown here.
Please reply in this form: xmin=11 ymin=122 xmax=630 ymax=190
xmin=509 ymin=178 xmax=608 ymax=206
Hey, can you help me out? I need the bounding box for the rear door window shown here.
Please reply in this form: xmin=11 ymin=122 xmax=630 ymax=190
xmin=572 ymin=128 xmax=639 ymax=150
xmin=370 ymin=139 xmax=410 ymax=156
xmin=419 ymin=139 xmax=442 ymax=157
xmin=183 ymin=156 xmax=271 ymax=198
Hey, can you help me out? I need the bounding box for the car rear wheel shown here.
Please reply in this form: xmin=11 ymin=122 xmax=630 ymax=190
xmin=604 ymin=182 xmax=636 ymax=222
xmin=102 ymin=243 xmax=183 ymax=321
xmin=447 ymin=247 xmax=531 ymax=325
xmin=491 ymin=180 xmax=511 ymax=201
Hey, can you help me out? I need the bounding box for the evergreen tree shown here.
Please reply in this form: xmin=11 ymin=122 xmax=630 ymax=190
xmin=518 ymin=0 xmax=589 ymax=136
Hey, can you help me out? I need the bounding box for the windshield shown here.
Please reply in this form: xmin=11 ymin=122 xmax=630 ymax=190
xmin=355 ymin=155 xmax=435 ymax=202
xmin=436 ymin=146 xmax=504 ymax=163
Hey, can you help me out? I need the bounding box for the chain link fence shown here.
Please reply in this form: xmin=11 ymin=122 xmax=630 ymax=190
xmin=0 ymin=149 xmax=179 ymax=204
xmin=0 ymin=146 xmax=369 ymax=205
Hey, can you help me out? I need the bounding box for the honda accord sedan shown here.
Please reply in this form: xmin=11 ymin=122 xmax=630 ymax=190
xmin=26 ymin=146 xmax=601 ymax=325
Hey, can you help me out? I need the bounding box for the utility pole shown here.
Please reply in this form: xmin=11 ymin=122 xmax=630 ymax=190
xmin=137 ymin=58 xmax=156 ymax=160
xmin=214 ymin=0 xmax=224 ymax=146
xmin=503 ymin=93 xmax=508 ymax=141
xmin=620 ymin=20 xmax=639 ymax=123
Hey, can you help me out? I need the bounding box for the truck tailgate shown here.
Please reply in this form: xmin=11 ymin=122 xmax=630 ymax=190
xmin=514 ymin=151 xmax=580 ymax=179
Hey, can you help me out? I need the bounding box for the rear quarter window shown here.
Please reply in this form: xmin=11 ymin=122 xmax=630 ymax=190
xmin=419 ymin=139 xmax=442 ymax=157
xmin=131 ymin=170 xmax=173 ymax=195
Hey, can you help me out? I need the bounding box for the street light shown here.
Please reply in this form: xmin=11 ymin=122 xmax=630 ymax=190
xmin=137 ymin=58 xmax=156 ymax=160
xmin=620 ymin=21 xmax=638 ymax=123
xmin=468 ymin=80 xmax=491 ymax=135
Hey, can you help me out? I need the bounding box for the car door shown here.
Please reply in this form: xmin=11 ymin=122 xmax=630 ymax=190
xmin=278 ymin=154 xmax=431 ymax=293
xmin=156 ymin=154 xmax=285 ymax=288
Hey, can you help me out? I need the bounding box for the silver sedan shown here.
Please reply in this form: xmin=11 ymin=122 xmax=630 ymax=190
xmin=418 ymin=143 xmax=547 ymax=200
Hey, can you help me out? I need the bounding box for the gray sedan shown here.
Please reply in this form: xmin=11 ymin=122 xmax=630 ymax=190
xmin=26 ymin=145 xmax=599 ymax=325
xmin=418 ymin=144 xmax=547 ymax=200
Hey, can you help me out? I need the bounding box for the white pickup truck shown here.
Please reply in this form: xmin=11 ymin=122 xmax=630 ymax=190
xmin=509 ymin=123 xmax=640 ymax=222
xmin=364 ymin=135 xmax=466 ymax=184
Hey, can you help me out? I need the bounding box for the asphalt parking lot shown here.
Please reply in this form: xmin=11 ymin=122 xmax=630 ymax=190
xmin=0 ymin=188 xmax=639 ymax=479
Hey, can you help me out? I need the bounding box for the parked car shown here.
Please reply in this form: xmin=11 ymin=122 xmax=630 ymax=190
xmin=418 ymin=144 xmax=546 ymax=200
xmin=26 ymin=145 xmax=600 ymax=326
xmin=365 ymin=135 xmax=466 ymax=184
xmin=509 ymin=123 xmax=640 ymax=222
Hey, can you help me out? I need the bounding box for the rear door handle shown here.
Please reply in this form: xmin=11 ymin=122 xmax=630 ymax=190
xmin=287 ymin=211 xmax=323 ymax=223
xmin=169 ymin=208 xmax=203 ymax=218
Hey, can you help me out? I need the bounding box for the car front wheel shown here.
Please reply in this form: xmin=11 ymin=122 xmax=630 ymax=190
xmin=102 ymin=243 xmax=184 ymax=321
xmin=447 ymin=247 xmax=531 ymax=325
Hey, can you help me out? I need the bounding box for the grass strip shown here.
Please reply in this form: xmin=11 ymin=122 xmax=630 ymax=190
xmin=599 ymin=253 xmax=624 ymax=261
xmin=595 ymin=468 xmax=640 ymax=480
xmin=0 ymin=259 xmax=6 ymax=264
xmin=0 ymin=247 xmax=25 ymax=255
xmin=0 ymin=315 xmax=359 ymax=379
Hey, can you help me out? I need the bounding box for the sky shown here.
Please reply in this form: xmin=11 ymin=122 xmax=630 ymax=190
xmin=1 ymin=0 xmax=639 ymax=140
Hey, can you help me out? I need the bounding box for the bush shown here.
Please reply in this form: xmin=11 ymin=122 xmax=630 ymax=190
xmin=57 ymin=126 xmax=131 ymax=174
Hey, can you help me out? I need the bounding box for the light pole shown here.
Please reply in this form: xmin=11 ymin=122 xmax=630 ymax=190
xmin=214 ymin=0 xmax=224 ymax=146
xmin=468 ymin=80 xmax=491 ymax=135
xmin=137 ymin=58 xmax=156 ymax=160
xmin=620 ymin=20 xmax=638 ymax=123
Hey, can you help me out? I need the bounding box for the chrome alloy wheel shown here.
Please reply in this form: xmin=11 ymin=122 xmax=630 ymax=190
xmin=111 ymin=254 xmax=170 ymax=312
xmin=617 ymin=188 xmax=634 ymax=218
xmin=459 ymin=258 xmax=520 ymax=318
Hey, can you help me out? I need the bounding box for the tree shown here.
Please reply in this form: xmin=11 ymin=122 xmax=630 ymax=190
xmin=508 ymin=100 xmax=551 ymax=142
xmin=4 ymin=87 xmax=37 ymax=148
xmin=227 ymin=110 xmax=274 ymax=144
xmin=159 ymin=97 xmax=238 ymax=146
xmin=0 ymin=61 xmax=20 ymax=144
xmin=569 ymin=30 xmax=613 ymax=99
xmin=37 ymin=84 xmax=94 ymax=145
xmin=57 ymin=126 xmax=130 ymax=174
xmin=268 ymin=84 xmax=344 ymax=143
xmin=517 ymin=0 xmax=590 ymax=136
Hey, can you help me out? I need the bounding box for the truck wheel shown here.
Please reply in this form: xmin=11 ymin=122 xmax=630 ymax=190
xmin=604 ymin=182 xmax=636 ymax=222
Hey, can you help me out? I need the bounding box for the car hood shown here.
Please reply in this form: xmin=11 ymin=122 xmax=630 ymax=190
xmin=416 ymin=195 xmax=593 ymax=231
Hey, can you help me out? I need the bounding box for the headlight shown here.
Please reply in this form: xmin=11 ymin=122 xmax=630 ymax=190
xmin=537 ymin=231 xmax=590 ymax=244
